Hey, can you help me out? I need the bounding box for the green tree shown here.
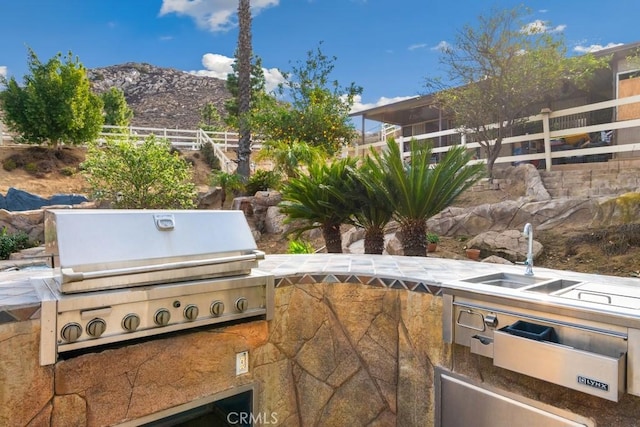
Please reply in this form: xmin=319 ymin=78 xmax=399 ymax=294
xmin=368 ymin=139 xmax=485 ymax=257
xmin=209 ymin=170 xmax=245 ymax=208
xmin=224 ymin=55 xmax=273 ymax=128
xmin=0 ymin=48 xmax=103 ymax=148
xmin=199 ymin=102 xmax=224 ymax=131
xmin=426 ymin=6 xmax=609 ymax=179
xmin=82 ymin=136 xmax=197 ymax=209
xmin=253 ymin=43 xmax=362 ymax=156
xmin=279 ymin=157 xmax=358 ymax=253
xmin=101 ymin=87 xmax=133 ymax=129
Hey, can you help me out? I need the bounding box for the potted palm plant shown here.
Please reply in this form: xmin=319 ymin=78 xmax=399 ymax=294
xmin=427 ymin=232 xmax=440 ymax=253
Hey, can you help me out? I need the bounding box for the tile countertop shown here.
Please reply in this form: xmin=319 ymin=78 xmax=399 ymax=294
xmin=2 ymin=254 xmax=640 ymax=325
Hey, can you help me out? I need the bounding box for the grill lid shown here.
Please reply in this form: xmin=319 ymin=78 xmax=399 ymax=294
xmin=45 ymin=209 xmax=263 ymax=293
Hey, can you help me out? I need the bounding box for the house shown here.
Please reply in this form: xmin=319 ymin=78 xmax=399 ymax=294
xmin=349 ymin=41 xmax=640 ymax=170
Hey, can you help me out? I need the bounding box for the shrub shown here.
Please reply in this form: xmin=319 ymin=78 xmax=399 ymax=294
xmin=427 ymin=232 xmax=440 ymax=244
xmin=60 ymin=166 xmax=75 ymax=176
xmin=0 ymin=228 xmax=31 ymax=260
xmin=287 ymin=239 xmax=315 ymax=254
xmin=82 ymin=136 xmax=197 ymax=209
xmin=24 ymin=162 xmax=38 ymax=174
xmin=245 ymin=169 xmax=282 ymax=195
xmin=2 ymin=159 xmax=17 ymax=171
xmin=200 ymin=142 xmax=221 ymax=170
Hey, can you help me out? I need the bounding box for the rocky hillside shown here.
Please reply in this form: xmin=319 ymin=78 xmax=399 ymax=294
xmin=87 ymin=63 xmax=230 ymax=129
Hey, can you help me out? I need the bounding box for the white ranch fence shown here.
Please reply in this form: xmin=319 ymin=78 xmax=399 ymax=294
xmin=1 ymin=96 xmax=640 ymax=171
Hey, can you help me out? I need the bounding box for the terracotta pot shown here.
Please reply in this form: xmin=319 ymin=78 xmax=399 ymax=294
xmin=466 ymin=248 xmax=481 ymax=261
xmin=427 ymin=243 xmax=437 ymax=253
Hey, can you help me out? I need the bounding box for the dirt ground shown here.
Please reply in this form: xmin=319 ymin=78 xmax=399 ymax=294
xmin=0 ymin=145 xmax=638 ymax=279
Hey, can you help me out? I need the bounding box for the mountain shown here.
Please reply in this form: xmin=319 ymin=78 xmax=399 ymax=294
xmin=87 ymin=63 xmax=231 ymax=130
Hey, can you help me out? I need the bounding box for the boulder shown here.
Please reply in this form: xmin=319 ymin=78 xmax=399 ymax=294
xmin=427 ymin=197 xmax=598 ymax=237
xmin=196 ymin=187 xmax=223 ymax=209
xmin=466 ymin=229 xmax=543 ymax=263
xmin=592 ymin=192 xmax=640 ymax=227
xmin=264 ymin=206 xmax=288 ymax=234
xmin=481 ymin=255 xmax=515 ymax=265
xmin=231 ymin=196 xmax=254 ymax=216
xmin=252 ymin=191 xmax=283 ymax=234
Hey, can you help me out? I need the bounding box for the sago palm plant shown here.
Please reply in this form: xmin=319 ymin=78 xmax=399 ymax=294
xmin=368 ymin=138 xmax=485 ymax=256
xmin=345 ymin=156 xmax=396 ymax=254
xmin=279 ymin=157 xmax=357 ymax=253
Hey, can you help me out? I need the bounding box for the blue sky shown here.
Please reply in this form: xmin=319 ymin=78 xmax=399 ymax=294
xmin=0 ymin=0 xmax=638 ymax=125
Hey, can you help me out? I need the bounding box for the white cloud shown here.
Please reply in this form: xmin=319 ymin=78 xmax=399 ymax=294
xmin=0 ymin=66 xmax=7 ymax=78
xmin=350 ymin=95 xmax=415 ymax=114
xmin=189 ymin=53 xmax=285 ymax=93
xmin=521 ymin=20 xmax=565 ymax=35
xmin=262 ymin=67 xmax=286 ymax=94
xmin=431 ymin=41 xmax=451 ymax=52
xmin=160 ymin=0 xmax=279 ymax=32
xmin=574 ymin=42 xmax=624 ymax=53
xmin=190 ymin=53 xmax=235 ymax=79
xmin=408 ymin=43 xmax=427 ymax=51
xmin=159 ymin=35 xmax=174 ymax=41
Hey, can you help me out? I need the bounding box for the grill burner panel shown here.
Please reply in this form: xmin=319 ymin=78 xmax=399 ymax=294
xmin=39 ymin=270 xmax=273 ymax=363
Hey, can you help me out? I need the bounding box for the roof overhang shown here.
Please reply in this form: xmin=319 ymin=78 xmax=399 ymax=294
xmin=349 ymin=94 xmax=441 ymax=126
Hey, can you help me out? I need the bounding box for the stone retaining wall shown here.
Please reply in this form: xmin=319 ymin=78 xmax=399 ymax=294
xmin=539 ymin=162 xmax=640 ymax=198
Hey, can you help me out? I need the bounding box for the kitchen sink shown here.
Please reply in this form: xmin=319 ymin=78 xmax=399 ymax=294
xmin=460 ymin=272 xmax=551 ymax=289
xmin=523 ymin=279 xmax=582 ymax=294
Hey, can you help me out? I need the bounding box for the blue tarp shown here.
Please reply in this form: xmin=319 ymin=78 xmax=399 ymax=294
xmin=0 ymin=188 xmax=88 ymax=211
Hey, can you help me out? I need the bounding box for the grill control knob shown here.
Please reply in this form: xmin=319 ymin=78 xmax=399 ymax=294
xmin=61 ymin=322 xmax=82 ymax=343
xmin=122 ymin=314 xmax=141 ymax=332
xmin=154 ymin=308 xmax=171 ymax=326
xmin=184 ymin=304 xmax=199 ymax=321
xmin=235 ymin=297 xmax=248 ymax=313
xmin=210 ymin=300 xmax=225 ymax=317
xmin=86 ymin=318 xmax=107 ymax=337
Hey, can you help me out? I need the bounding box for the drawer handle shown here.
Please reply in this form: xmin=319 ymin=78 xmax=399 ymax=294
xmin=472 ymin=335 xmax=493 ymax=345
xmin=578 ymin=291 xmax=612 ymax=304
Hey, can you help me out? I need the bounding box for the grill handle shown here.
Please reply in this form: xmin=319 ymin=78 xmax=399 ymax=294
xmin=61 ymin=250 xmax=265 ymax=283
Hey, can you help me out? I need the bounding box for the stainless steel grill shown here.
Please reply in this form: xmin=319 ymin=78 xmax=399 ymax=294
xmin=36 ymin=209 xmax=274 ymax=366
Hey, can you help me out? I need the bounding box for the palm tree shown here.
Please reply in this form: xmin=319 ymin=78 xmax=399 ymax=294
xmin=255 ymin=140 xmax=326 ymax=179
xmin=345 ymin=157 xmax=395 ymax=254
xmin=279 ymin=157 xmax=357 ymax=253
xmin=236 ymin=0 xmax=252 ymax=179
xmin=368 ymin=139 xmax=485 ymax=256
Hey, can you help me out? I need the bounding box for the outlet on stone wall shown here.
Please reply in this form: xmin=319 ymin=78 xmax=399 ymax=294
xmin=236 ymin=351 xmax=249 ymax=375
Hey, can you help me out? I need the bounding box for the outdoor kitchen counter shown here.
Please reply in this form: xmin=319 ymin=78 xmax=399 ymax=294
xmin=259 ymin=254 xmax=640 ymax=329
xmin=0 ymin=266 xmax=55 ymax=323
xmin=2 ymin=253 xmax=640 ymax=326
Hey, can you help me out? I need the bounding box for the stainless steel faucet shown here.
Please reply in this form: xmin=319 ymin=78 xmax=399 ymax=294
xmin=523 ymin=223 xmax=534 ymax=276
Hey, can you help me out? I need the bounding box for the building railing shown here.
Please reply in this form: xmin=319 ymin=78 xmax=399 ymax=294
xmin=345 ymin=95 xmax=640 ymax=171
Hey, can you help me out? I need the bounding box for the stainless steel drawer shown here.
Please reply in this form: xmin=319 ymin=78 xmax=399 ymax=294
xmin=494 ymin=330 xmax=626 ymax=401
